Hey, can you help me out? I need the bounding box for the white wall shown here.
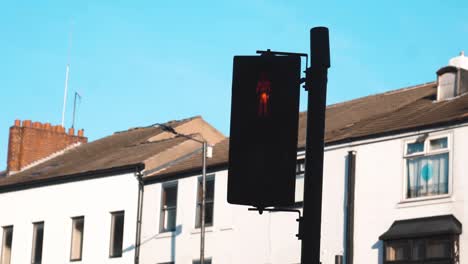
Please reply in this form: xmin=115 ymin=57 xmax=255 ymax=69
xmin=141 ymin=125 xmax=468 ymax=264
xmin=0 ymin=172 xmax=139 ymax=264
xmin=140 ymin=169 xmax=302 ymax=264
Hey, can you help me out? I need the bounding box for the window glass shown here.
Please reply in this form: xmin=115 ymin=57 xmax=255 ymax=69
xmin=196 ymin=176 xmax=215 ymax=228
xmin=386 ymin=242 xmax=409 ymax=261
xmin=384 ymin=236 xmax=456 ymax=264
xmin=161 ymin=184 xmax=177 ymax=232
xmin=406 ymin=153 xmax=449 ymax=198
xmin=426 ymin=239 xmax=451 ymax=258
xmin=430 ymin=138 xmax=448 ymax=151
xmin=411 ymin=240 xmax=425 ymax=260
xmin=407 ymin=142 xmax=424 ymax=155
xmin=109 ymin=211 xmax=124 ymax=258
xmin=1 ymin=226 xmax=13 ymax=264
xmin=70 ymin=217 xmax=84 ymax=261
xmin=31 ymin=222 xmax=44 ymax=264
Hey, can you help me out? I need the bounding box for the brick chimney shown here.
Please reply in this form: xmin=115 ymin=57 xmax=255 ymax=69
xmin=6 ymin=120 xmax=88 ymax=174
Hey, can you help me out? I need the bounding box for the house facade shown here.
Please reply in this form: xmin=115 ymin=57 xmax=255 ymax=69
xmin=1 ymin=54 xmax=468 ymax=264
xmin=138 ymin=53 xmax=468 ymax=264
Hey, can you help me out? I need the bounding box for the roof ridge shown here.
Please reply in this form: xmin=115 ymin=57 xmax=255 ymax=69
xmin=113 ymin=115 xmax=201 ymax=135
xmin=130 ymin=135 xmax=189 ymax=146
xmin=325 ymin=81 xmax=436 ymax=110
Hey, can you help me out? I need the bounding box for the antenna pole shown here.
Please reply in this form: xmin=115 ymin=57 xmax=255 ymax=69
xmin=61 ymin=20 xmax=73 ymax=127
xmin=61 ymin=64 xmax=70 ymax=127
xmin=72 ymin=91 xmax=81 ymax=129
xmin=72 ymin=92 xmax=77 ymax=129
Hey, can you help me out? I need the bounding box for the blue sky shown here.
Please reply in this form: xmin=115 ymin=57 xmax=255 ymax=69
xmin=1 ymin=1 xmax=467 ymax=170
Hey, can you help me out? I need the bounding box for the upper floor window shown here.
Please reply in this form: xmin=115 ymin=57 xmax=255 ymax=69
xmin=195 ymin=175 xmax=215 ymax=228
xmin=70 ymin=216 xmax=84 ymax=261
xmin=160 ymin=183 xmax=178 ymax=232
xmin=31 ymin=222 xmax=44 ymax=264
xmin=109 ymin=211 xmax=124 ymax=258
xmin=404 ymin=135 xmax=450 ymax=199
xmin=1 ymin=226 xmax=13 ymax=264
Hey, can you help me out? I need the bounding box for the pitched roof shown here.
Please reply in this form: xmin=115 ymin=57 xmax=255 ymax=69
xmin=145 ymin=138 xmax=229 ymax=181
xmin=0 ymin=116 xmax=199 ymax=189
xmin=154 ymin=81 xmax=468 ymax=178
xmin=5 ymin=80 xmax=468 ymax=186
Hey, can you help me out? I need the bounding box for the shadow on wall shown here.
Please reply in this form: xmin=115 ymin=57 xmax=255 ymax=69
xmin=371 ymin=240 xmax=383 ymax=264
xmin=122 ymin=225 xmax=183 ymax=262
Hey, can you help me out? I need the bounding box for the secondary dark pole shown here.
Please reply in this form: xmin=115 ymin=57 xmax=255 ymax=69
xmin=301 ymin=27 xmax=330 ymax=264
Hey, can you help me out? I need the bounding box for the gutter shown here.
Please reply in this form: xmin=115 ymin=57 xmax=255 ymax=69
xmin=0 ymin=163 xmax=145 ymax=194
xmin=345 ymin=151 xmax=356 ymax=264
xmin=134 ymin=170 xmax=144 ymax=264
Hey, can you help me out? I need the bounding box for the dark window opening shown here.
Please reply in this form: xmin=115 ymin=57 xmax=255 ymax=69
xmin=31 ymin=222 xmax=44 ymax=264
xmin=109 ymin=211 xmax=124 ymax=258
xmin=196 ymin=176 xmax=215 ymax=228
xmin=1 ymin=226 xmax=13 ymax=264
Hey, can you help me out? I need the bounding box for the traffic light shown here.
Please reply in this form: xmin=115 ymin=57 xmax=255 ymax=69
xmin=227 ymin=55 xmax=301 ymax=207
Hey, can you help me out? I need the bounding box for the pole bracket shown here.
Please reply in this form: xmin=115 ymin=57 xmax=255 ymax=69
xmin=248 ymin=207 xmax=303 ymax=240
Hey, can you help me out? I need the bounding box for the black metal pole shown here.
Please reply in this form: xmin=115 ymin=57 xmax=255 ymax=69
xmin=301 ymin=27 xmax=330 ymax=264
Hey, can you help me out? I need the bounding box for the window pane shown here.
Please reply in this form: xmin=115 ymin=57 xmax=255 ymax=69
xmin=165 ymin=186 xmax=177 ymax=207
xmin=386 ymin=242 xmax=409 ymax=261
xmin=205 ymin=179 xmax=215 ymax=201
xmin=430 ymin=138 xmax=448 ymax=151
xmin=109 ymin=212 xmax=124 ymax=257
xmin=407 ymin=142 xmax=424 ymax=155
xmin=31 ymin=222 xmax=44 ymax=264
xmin=1 ymin=226 xmax=13 ymax=264
xmin=70 ymin=217 xmax=84 ymax=260
xmin=164 ymin=208 xmax=176 ymax=231
xmin=426 ymin=239 xmax=451 ymax=258
xmin=406 ymin=153 xmax=449 ymax=198
xmin=411 ymin=239 xmax=425 ymax=260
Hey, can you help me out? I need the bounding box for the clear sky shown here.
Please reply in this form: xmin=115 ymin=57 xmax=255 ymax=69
xmin=1 ymin=0 xmax=468 ymax=170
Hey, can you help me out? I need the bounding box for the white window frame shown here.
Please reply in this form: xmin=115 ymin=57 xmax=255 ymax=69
xmin=160 ymin=181 xmax=178 ymax=233
xmin=195 ymin=175 xmax=215 ymax=228
xmin=401 ymin=133 xmax=453 ymax=202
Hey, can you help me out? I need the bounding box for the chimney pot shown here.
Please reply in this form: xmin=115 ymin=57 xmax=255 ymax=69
xmin=33 ymin=122 xmax=41 ymax=129
xmin=78 ymin=129 xmax=84 ymax=137
xmin=22 ymin=120 xmax=32 ymax=127
xmin=14 ymin=120 xmax=21 ymax=127
xmin=68 ymin=128 xmax=75 ymax=136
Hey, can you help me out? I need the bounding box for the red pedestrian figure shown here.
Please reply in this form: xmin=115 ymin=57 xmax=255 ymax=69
xmin=256 ymin=72 xmax=271 ymax=117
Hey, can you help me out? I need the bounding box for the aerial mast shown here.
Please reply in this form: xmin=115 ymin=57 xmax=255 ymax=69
xmin=61 ymin=21 xmax=73 ymax=127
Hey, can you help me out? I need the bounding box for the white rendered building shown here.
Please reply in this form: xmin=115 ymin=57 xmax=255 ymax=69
xmin=1 ymin=54 xmax=468 ymax=264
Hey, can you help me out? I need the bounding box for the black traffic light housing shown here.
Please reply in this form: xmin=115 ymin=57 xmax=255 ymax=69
xmin=227 ymin=54 xmax=301 ymax=208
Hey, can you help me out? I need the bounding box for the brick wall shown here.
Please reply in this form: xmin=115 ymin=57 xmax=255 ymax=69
xmin=6 ymin=120 xmax=87 ymax=173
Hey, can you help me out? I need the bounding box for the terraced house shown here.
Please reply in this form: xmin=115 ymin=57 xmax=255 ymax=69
xmin=1 ymin=53 xmax=468 ymax=264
